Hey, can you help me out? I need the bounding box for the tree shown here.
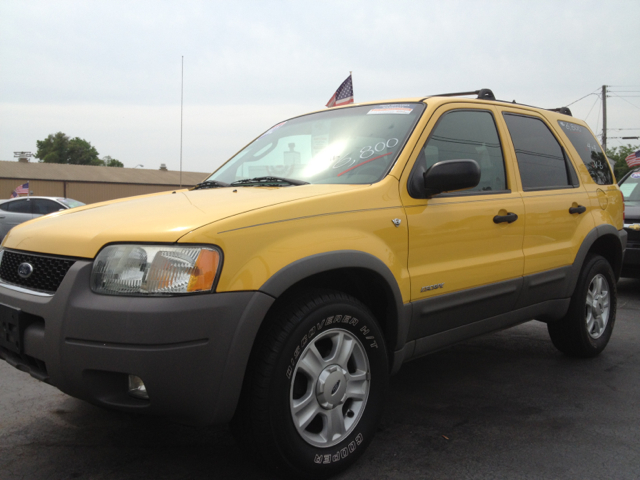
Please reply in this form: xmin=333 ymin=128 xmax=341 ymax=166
xmin=36 ymin=132 xmax=69 ymax=164
xmin=101 ymin=156 xmax=124 ymax=167
xmin=67 ymin=137 xmax=100 ymax=165
xmin=34 ymin=132 xmax=122 ymax=167
xmin=607 ymin=144 xmax=640 ymax=180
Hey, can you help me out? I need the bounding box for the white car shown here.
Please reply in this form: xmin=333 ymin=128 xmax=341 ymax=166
xmin=0 ymin=196 xmax=85 ymax=241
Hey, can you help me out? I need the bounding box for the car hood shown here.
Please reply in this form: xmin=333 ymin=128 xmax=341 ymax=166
xmin=2 ymin=185 xmax=366 ymax=258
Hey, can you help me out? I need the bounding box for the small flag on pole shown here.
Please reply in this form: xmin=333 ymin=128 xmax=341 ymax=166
xmin=625 ymin=150 xmax=640 ymax=168
xmin=11 ymin=182 xmax=29 ymax=198
xmin=326 ymin=74 xmax=354 ymax=108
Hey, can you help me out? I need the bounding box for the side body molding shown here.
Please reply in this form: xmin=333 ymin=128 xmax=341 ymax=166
xmin=259 ymin=250 xmax=408 ymax=351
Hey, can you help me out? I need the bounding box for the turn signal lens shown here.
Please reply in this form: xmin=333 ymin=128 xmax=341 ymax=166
xmin=187 ymin=249 xmax=220 ymax=292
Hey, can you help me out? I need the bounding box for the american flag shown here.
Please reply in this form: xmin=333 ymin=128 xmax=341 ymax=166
xmin=11 ymin=182 xmax=29 ymax=198
xmin=625 ymin=150 xmax=640 ymax=168
xmin=326 ymin=74 xmax=354 ymax=108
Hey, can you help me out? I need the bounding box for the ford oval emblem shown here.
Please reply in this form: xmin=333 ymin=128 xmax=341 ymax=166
xmin=17 ymin=262 xmax=34 ymax=279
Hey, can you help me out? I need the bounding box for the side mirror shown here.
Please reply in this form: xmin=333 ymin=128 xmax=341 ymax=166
xmin=423 ymin=159 xmax=481 ymax=198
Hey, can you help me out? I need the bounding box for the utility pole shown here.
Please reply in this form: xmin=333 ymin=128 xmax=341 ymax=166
xmin=602 ymin=85 xmax=607 ymax=151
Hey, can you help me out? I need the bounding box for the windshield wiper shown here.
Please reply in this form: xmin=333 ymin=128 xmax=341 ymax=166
xmin=230 ymin=176 xmax=309 ymax=186
xmin=193 ymin=180 xmax=230 ymax=190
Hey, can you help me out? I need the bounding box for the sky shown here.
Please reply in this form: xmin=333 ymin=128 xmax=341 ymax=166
xmin=1 ymin=0 xmax=639 ymax=174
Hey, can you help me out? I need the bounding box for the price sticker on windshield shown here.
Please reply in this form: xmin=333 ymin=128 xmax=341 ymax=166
xmin=368 ymin=105 xmax=413 ymax=115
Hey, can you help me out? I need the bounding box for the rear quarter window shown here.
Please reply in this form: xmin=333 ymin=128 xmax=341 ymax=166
xmin=557 ymin=120 xmax=613 ymax=185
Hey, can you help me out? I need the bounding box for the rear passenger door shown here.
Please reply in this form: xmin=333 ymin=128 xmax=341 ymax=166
xmin=400 ymin=104 xmax=525 ymax=338
xmin=499 ymin=110 xmax=594 ymax=287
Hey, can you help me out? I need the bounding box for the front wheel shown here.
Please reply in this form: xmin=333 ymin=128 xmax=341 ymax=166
xmin=233 ymin=290 xmax=388 ymax=479
xmin=547 ymin=254 xmax=617 ymax=357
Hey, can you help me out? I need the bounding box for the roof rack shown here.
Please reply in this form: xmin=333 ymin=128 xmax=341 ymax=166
xmin=428 ymin=89 xmax=573 ymax=117
xmin=547 ymin=107 xmax=573 ymax=117
xmin=431 ymin=89 xmax=496 ymax=101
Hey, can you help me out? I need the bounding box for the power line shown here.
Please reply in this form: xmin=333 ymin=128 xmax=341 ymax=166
xmin=584 ymin=93 xmax=601 ymax=124
xmin=566 ymin=89 xmax=600 ymax=107
xmin=609 ymin=93 xmax=640 ymax=111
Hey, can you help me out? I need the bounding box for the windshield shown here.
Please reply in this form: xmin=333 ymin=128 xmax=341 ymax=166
xmin=207 ymin=103 xmax=425 ymax=185
xmin=57 ymin=198 xmax=85 ymax=208
xmin=620 ymin=171 xmax=640 ymax=202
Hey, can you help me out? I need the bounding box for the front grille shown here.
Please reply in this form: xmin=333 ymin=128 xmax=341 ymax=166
xmin=0 ymin=251 xmax=75 ymax=293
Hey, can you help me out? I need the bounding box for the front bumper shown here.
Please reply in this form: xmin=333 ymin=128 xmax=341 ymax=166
xmin=0 ymin=260 xmax=274 ymax=425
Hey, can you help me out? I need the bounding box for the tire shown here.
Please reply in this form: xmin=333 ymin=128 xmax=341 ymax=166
xmin=232 ymin=289 xmax=389 ymax=479
xmin=547 ymin=254 xmax=617 ymax=357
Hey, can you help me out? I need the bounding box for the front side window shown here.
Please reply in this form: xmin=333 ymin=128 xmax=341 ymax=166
xmin=503 ymin=114 xmax=576 ymax=190
xmin=208 ymin=103 xmax=425 ymax=185
xmin=408 ymin=109 xmax=507 ymax=197
xmin=32 ymin=199 xmax=63 ymax=215
xmin=556 ymin=120 xmax=613 ymax=185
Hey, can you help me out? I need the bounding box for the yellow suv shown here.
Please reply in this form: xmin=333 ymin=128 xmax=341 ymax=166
xmin=0 ymin=89 xmax=627 ymax=479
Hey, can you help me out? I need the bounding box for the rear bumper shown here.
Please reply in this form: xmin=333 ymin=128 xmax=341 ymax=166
xmin=0 ymin=261 xmax=274 ymax=425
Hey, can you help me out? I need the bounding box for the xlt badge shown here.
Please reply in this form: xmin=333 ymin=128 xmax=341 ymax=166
xmin=421 ymin=283 xmax=444 ymax=292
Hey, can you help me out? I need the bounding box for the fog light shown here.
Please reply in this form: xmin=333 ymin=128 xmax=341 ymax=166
xmin=128 ymin=375 xmax=149 ymax=400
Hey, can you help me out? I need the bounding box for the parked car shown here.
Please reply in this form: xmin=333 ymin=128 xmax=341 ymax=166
xmin=618 ymin=168 xmax=640 ymax=277
xmin=0 ymin=196 xmax=85 ymax=241
xmin=0 ymin=90 xmax=626 ymax=479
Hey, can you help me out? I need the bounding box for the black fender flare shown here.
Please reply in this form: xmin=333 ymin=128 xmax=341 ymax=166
xmin=565 ymin=224 xmax=626 ymax=297
xmin=259 ymin=250 xmax=408 ymax=351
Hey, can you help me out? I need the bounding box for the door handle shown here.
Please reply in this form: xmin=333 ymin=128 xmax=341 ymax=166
xmin=493 ymin=212 xmax=518 ymax=224
xmin=569 ymin=205 xmax=586 ymax=214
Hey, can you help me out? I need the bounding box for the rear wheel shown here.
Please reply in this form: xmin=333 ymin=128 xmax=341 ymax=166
xmin=547 ymin=254 xmax=617 ymax=357
xmin=233 ymin=289 xmax=388 ymax=479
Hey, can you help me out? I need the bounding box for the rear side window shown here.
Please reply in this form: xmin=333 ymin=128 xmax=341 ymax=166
xmin=503 ymin=114 xmax=576 ymax=190
xmin=556 ymin=120 xmax=613 ymax=185
xmin=3 ymin=199 xmax=31 ymax=213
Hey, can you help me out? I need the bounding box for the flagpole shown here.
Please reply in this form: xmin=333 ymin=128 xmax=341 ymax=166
xmin=350 ymin=71 xmax=353 ymax=103
xmin=180 ymin=56 xmax=184 ymax=188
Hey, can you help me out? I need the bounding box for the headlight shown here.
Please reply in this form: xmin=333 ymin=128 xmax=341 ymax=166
xmin=91 ymin=244 xmax=222 ymax=295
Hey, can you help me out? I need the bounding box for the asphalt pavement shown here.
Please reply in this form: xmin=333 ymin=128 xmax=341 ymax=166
xmin=1 ymin=278 xmax=639 ymax=480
